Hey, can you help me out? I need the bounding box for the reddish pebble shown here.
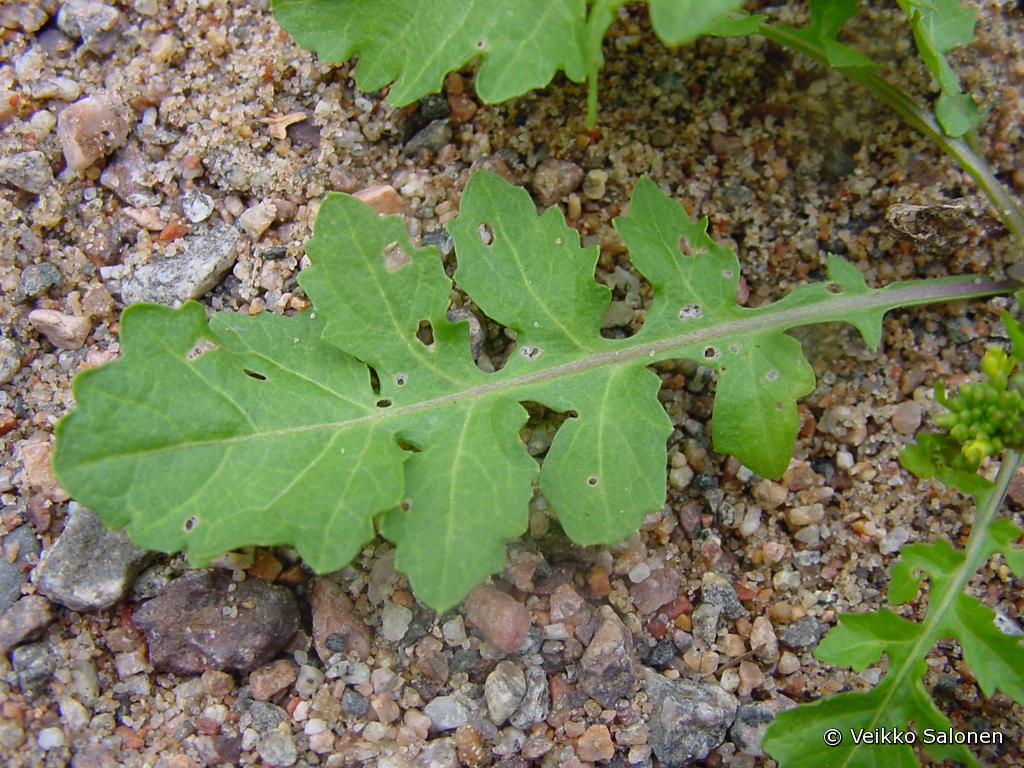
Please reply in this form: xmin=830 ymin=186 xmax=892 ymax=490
xmin=464 ymin=584 xmax=531 ymax=653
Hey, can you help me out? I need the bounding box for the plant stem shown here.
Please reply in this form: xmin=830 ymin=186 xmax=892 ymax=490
xmin=757 ymin=23 xmax=1024 ymax=251
xmin=960 ymin=449 xmax=1021 ymax=578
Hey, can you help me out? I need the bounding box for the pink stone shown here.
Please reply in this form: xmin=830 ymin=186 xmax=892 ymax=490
xmin=310 ymin=577 xmax=371 ymax=662
xmin=57 ymin=93 xmax=129 ymax=172
xmin=629 ymin=567 xmax=681 ymax=615
xmin=549 ymin=582 xmax=584 ymax=622
xmin=464 ymin=584 xmax=530 ymax=653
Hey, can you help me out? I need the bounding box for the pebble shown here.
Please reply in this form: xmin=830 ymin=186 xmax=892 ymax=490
xmin=341 ymin=688 xmax=369 ymax=716
xmin=28 ymin=309 xmax=92 ymax=349
xmin=627 ymin=562 xmax=651 ymax=583
xmin=0 ymin=150 xmax=53 ymax=194
xmin=0 ymin=337 xmax=20 ymax=384
xmin=786 ymin=504 xmax=825 ymax=528
xmin=701 ymin=573 xmax=747 ymax=620
xmin=730 ymin=699 xmax=796 ymax=757
xmin=442 ymin=616 xmax=467 ymax=645
xmin=310 ymin=577 xmax=371 ymax=662
xmin=582 ymin=169 xmax=608 ymax=200
xmin=99 ymin=143 xmax=160 ymax=207
xmin=381 ymin=602 xmax=413 ymax=642
xmin=404 ymin=118 xmax=452 ymax=156
xmin=779 ymin=617 xmax=826 ymax=649
xmin=15 ymin=262 xmax=61 ymax=303
xmin=57 ymin=0 xmax=122 ymax=53
xmin=464 ymin=584 xmax=531 ymax=653
xmin=12 ymin=642 xmax=55 ymax=699
xmin=238 ymin=200 xmax=278 ymax=239
xmin=578 ymin=606 xmax=636 ymax=707
xmin=57 ymin=93 xmax=130 ymax=172
xmin=1 ymin=525 xmax=40 ymax=614
xmin=353 ymin=184 xmax=405 ymax=215
xmin=132 ymin=569 xmax=300 ymax=674
xmin=548 ymin=582 xmax=584 ymax=622
xmin=630 ymin=567 xmax=682 ymax=615
xmin=295 ymin=664 xmax=324 ymax=697
xmin=0 ymin=595 xmax=54 ymax=654
xmin=576 ymin=724 xmax=614 ymax=762
xmin=509 ymin=667 xmax=550 ymax=729
xmin=485 ymin=661 xmax=526 ymax=724
xmin=423 ymin=695 xmax=468 ymax=732
xmin=32 ymin=504 xmax=150 ymax=611
xmin=643 ymin=669 xmax=738 ymax=767
xmin=181 ymin=188 xmax=215 ymax=223
xmin=120 ymin=222 xmax=239 ymax=305
xmin=0 ymin=2 xmax=51 ymax=31
xmin=257 ymin=730 xmax=297 ymax=767
xmin=749 ymin=617 xmax=780 ymax=663
xmin=531 ymin=159 xmax=584 ymax=206
xmin=248 ymin=659 xmax=298 ymax=700
xmin=21 ymin=439 xmax=68 ymax=501
xmin=37 ymin=727 xmax=65 ymax=750
xmin=751 ymin=479 xmax=788 ymax=510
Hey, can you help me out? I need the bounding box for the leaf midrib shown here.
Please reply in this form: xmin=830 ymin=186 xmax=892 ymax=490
xmin=70 ymin=276 xmax=1011 ymax=467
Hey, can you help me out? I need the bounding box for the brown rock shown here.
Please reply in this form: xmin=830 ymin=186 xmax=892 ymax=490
xmin=57 ymin=93 xmax=129 ymax=172
xmin=464 ymin=584 xmax=531 ymax=653
xmin=28 ymin=309 xmax=91 ymax=349
xmin=576 ymin=724 xmax=614 ymax=762
xmin=309 ymin=577 xmax=371 ymax=662
xmin=578 ymin=606 xmax=636 ymax=707
xmin=353 ymin=185 xmax=404 ymax=215
xmin=133 ymin=570 xmax=300 ymax=674
xmin=0 ymin=595 xmax=54 ymax=654
xmin=531 ymin=159 xmax=584 ymax=207
xmin=248 ymin=659 xmax=297 ymax=700
xmin=20 ymin=440 xmax=69 ymax=502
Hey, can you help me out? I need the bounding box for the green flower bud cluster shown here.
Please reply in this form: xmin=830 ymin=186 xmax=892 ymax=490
xmin=934 ymin=346 xmax=1024 ymax=468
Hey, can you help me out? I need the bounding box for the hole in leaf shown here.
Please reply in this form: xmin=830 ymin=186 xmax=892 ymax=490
xmin=678 ymin=235 xmax=699 ymax=257
xmin=397 ymin=439 xmax=421 ymax=453
xmin=519 ymin=401 xmax=575 ymax=457
xmin=775 ymin=401 xmax=784 ymax=411
xmin=703 ymin=346 xmax=719 ymax=359
xmin=520 ymin=345 xmax=542 ymax=360
xmin=729 ymin=343 xmax=740 ymax=354
xmin=678 ymin=304 xmax=703 ymax=321
xmin=587 ymin=475 xmax=599 ymax=486
xmin=376 ymin=399 xmax=392 ymax=408
xmin=383 ymin=241 xmax=411 ymax=272
xmin=416 ymin=320 xmax=435 ymax=346
xmin=475 ymin=38 xmax=487 ymax=49
xmin=400 ymin=498 xmax=412 ymax=512
xmin=183 ymin=516 xmax=198 ymax=532
xmin=478 ymin=222 xmax=494 ymax=246
xmin=766 ymin=369 xmax=779 ymax=381
xmin=368 ymin=366 xmax=381 ymax=395
xmin=243 ymin=368 xmax=267 ymax=381
xmin=722 ymin=269 xmax=734 ymax=279
xmin=394 ymin=373 xmax=408 ymax=386
xmin=826 ymin=282 xmax=843 ymax=294
xmin=186 ymin=338 xmax=218 ymax=361
xmin=555 ymin=237 xmax=563 ymax=246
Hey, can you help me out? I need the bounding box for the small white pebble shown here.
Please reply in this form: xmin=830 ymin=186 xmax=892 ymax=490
xmin=304 ymin=718 xmax=328 ymax=735
xmin=627 ymin=563 xmax=651 ymax=584
xmin=835 ymin=450 xmax=854 ymax=470
xmin=38 ymin=727 xmax=65 ymax=750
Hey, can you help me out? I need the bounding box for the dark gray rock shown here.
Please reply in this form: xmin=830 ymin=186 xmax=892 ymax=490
xmin=0 ymin=151 xmax=53 ymax=194
xmin=509 ymin=666 xmax=550 ymax=729
xmin=340 ymin=688 xmax=369 ymax=716
xmin=779 ymin=617 xmax=826 ymax=649
xmin=12 ymin=642 xmax=55 ymax=699
xmin=0 ymin=525 xmax=40 ymax=614
xmin=57 ymin=0 xmax=122 ymax=54
xmin=32 ymin=504 xmax=151 ymax=612
xmin=15 ymin=262 xmax=60 ymax=303
xmin=245 ymin=700 xmax=289 ymax=734
xmin=644 ymin=639 xmax=678 ymax=670
xmin=132 ymin=569 xmax=300 ymax=674
xmin=701 ymin=574 xmax=747 ymax=620
xmin=404 ymin=118 xmax=451 ymax=156
xmin=643 ymin=668 xmax=738 ymax=767
xmin=578 ymin=606 xmax=636 ymax=707
xmin=730 ymin=698 xmax=796 ymax=757
xmin=120 ymin=223 xmax=239 ymax=305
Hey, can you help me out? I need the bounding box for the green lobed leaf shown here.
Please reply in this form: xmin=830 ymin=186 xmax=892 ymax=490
xmin=896 ymin=0 xmax=979 ymax=137
xmin=767 ymin=531 xmax=1024 ymax=767
xmin=646 ymin=0 xmax=748 ymax=46
xmin=54 ymin=171 xmax=1010 ymax=610
xmin=775 ymin=0 xmax=877 ymax=70
xmin=270 ymin=0 xmax=589 ymax=106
